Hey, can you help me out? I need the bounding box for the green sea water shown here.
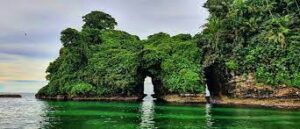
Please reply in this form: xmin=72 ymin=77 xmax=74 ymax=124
xmin=1 ymin=94 xmax=300 ymax=129
xmin=0 ymin=94 xmax=300 ymax=129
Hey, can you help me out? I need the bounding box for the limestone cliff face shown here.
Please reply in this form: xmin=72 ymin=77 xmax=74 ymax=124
xmin=227 ymin=73 xmax=300 ymax=99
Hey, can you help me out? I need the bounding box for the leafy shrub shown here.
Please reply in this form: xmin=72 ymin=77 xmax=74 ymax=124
xmin=225 ymin=60 xmax=238 ymax=70
xmin=69 ymin=83 xmax=94 ymax=97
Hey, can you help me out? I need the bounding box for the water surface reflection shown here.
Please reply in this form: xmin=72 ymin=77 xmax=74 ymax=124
xmin=205 ymin=103 xmax=214 ymax=128
xmin=2 ymin=94 xmax=300 ymax=129
xmin=0 ymin=93 xmax=48 ymax=129
xmin=140 ymin=95 xmax=156 ymax=129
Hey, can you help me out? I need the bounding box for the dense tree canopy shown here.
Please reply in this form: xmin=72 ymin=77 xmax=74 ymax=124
xmin=140 ymin=33 xmax=204 ymax=94
xmin=199 ymin=0 xmax=300 ymax=87
xmin=82 ymin=11 xmax=117 ymax=30
xmin=37 ymin=0 xmax=300 ymax=99
xmin=37 ymin=11 xmax=204 ymax=97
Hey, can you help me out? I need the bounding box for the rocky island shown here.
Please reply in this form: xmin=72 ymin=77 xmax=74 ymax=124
xmin=36 ymin=0 xmax=300 ymax=109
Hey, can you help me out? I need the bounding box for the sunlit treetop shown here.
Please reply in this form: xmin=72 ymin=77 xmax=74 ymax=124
xmin=60 ymin=28 xmax=80 ymax=47
xmin=82 ymin=11 xmax=118 ymax=30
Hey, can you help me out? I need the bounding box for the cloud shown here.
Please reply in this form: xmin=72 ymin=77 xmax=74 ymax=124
xmin=81 ymin=0 xmax=209 ymax=38
xmin=0 ymin=80 xmax=47 ymax=93
xmin=0 ymin=41 xmax=60 ymax=59
xmin=0 ymin=53 xmax=49 ymax=93
xmin=0 ymin=53 xmax=49 ymax=82
xmin=0 ymin=53 xmax=55 ymax=93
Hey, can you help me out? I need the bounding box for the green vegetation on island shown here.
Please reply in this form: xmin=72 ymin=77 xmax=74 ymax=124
xmin=37 ymin=0 xmax=300 ymax=100
xmin=200 ymin=0 xmax=300 ymax=88
xmin=37 ymin=11 xmax=204 ymax=98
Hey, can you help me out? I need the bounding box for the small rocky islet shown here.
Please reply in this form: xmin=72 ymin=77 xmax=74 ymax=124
xmin=0 ymin=94 xmax=22 ymax=98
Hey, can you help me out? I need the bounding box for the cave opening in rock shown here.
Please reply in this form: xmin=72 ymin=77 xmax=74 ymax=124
xmin=137 ymin=67 xmax=164 ymax=100
xmin=204 ymin=63 xmax=232 ymax=98
xmin=204 ymin=64 xmax=223 ymax=98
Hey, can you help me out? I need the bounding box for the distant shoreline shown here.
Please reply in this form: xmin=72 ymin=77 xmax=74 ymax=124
xmin=0 ymin=94 xmax=22 ymax=98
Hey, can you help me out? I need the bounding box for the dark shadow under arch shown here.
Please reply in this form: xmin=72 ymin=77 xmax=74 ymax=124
xmin=204 ymin=63 xmax=232 ymax=98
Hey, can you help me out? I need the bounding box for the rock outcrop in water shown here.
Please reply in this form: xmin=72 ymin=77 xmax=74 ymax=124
xmin=198 ymin=0 xmax=300 ymax=98
xmin=36 ymin=11 xmax=204 ymax=101
xmin=37 ymin=0 xmax=300 ymax=109
xmin=191 ymin=0 xmax=300 ymax=108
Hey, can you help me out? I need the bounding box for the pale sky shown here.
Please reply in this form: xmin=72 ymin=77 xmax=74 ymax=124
xmin=0 ymin=0 xmax=209 ymax=93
